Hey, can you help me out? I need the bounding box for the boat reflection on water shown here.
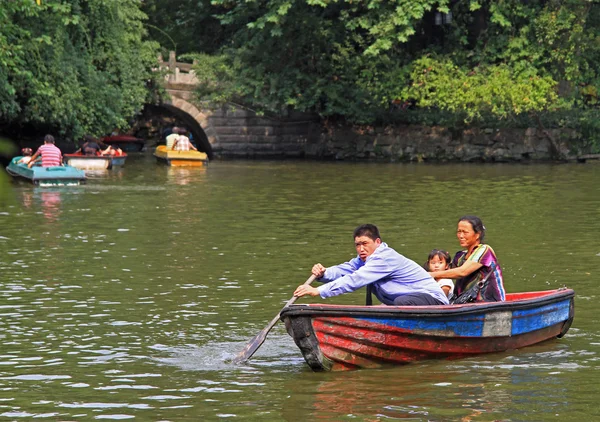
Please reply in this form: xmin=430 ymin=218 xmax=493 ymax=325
xmin=20 ymin=188 xmax=63 ymax=223
xmin=280 ymin=366 xmax=502 ymax=420
xmin=39 ymin=190 xmax=62 ymax=222
xmin=166 ymin=166 xmax=207 ymax=186
xmin=282 ymin=342 xmax=571 ymax=421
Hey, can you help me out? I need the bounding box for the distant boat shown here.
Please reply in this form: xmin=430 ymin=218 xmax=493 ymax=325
xmin=100 ymin=135 xmax=145 ymax=152
xmin=153 ymin=145 xmax=208 ymax=167
xmin=63 ymin=152 xmax=127 ymax=170
xmin=280 ymin=288 xmax=575 ymax=371
xmin=5 ymin=157 xmax=86 ymax=186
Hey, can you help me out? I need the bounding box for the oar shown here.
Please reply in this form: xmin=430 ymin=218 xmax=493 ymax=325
xmin=232 ymin=274 xmax=316 ymax=364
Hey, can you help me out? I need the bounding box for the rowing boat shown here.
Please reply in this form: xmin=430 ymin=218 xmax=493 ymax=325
xmin=280 ymin=288 xmax=575 ymax=371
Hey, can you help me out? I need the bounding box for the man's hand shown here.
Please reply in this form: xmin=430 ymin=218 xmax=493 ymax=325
xmin=294 ymin=285 xmax=320 ymax=298
xmin=312 ymin=263 xmax=326 ymax=278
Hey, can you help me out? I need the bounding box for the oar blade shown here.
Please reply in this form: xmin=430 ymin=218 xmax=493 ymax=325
xmin=231 ymin=329 xmax=269 ymax=364
xmin=232 ymin=274 xmax=316 ymax=365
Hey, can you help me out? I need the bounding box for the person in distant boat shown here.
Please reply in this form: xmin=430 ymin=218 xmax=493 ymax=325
xmin=429 ymin=215 xmax=505 ymax=302
xmin=28 ymin=134 xmax=62 ymax=167
xmin=423 ymin=249 xmax=454 ymax=298
xmin=17 ymin=148 xmax=33 ymax=164
xmin=162 ymin=126 xmax=173 ymax=141
xmin=293 ymin=224 xmax=449 ymax=306
xmin=165 ymin=126 xmax=180 ymax=149
xmin=172 ymin=128 xmax=198 ymax=152
xmin=75 ymin=135 xmax=103 ymax=156
xmin=100 ymin=145 xmax=123 ymax=156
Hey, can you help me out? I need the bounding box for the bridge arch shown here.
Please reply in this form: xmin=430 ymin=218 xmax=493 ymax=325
xmin=155 ymin=51 xmax=319 ymax=159
xmin=160 ymin=95 xmax=215 ymax=159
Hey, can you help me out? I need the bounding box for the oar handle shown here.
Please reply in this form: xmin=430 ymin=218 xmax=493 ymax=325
xmin=266 ymin=274 xmax=317 ymax=328
xmin=283 ymin=274 xmax=317 ymax=308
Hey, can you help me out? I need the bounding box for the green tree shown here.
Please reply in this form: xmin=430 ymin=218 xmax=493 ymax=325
xmin=0 ymin=0 xmax=160 ymax=141
xmin=187 ymin=0 xmax=599 ymax=124
xmin=142 ymin=0 xmax=236 ymax=55
xmin=142 ymin=0 xmax=600 ymax=154
xmin=194 ymin=0 xmax=452 ymax=120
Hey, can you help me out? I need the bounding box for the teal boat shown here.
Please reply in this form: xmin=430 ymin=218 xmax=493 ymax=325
xmin=5 ymin=156 xmax=86 ymax=186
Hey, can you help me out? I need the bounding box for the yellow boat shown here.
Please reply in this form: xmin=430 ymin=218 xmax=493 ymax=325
xmin=153 ymin=145 xmax=209 ymax=167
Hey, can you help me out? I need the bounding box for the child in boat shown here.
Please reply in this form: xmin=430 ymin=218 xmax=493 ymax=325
xmin=17 ymin=148 xmax=33 ymax=164
xmin=424 ymin=249 xmax=454 ymax=298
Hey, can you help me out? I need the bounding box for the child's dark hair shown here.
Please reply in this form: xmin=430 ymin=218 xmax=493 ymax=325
xmin=423 ymin=249 xmax=451 ymax=271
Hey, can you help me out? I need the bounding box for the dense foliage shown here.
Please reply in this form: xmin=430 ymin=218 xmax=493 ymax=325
xmin=148 ymin=0 xmax=599 ymax=133
xmin=2 ymin=0 xmax=599 ymax=149
xmin=0 ymin=0 xmax=160 ymax=141
xmin=142 ymin=0 xmax=235 ymax=55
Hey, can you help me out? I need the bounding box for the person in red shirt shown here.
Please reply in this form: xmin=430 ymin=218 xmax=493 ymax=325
xmin=28 ymin=135 xmax=62 ymax=167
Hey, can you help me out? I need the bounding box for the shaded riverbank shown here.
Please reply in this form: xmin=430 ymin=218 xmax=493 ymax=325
xmin=132 ymin=105 xmax=590 ymax=162
xmin=0 ymin=116 xmax=594 ymax=174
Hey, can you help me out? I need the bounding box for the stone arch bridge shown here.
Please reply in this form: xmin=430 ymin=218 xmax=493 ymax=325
xmin=157 ymin=52 xmax=319 ymax=159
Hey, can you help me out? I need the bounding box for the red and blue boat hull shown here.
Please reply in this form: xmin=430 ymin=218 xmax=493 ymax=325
xmin=280 ymin=289 xmax=574 ymax=371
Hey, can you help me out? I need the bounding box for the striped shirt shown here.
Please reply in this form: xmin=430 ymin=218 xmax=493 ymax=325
xmin=452 ymin=244 xmax=505 ymax=302
xmin=37 ymin=144 xmax=62 ymax=167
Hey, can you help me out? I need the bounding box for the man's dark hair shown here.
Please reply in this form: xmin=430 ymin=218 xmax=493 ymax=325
xmin=44 ymin=134 xmax=55 ymax=144
xmin=353 ymin=224 xmax=381 ymax=241
xmin=458 ymin=215 xmax=486 ymax=243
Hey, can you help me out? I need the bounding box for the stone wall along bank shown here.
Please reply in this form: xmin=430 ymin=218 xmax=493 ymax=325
xmin=204 ymin=105 xmax=581 ymax=161
xmin=306 ymin=124 xmax=581 ymax=162
xmin=207 ymin=107 xmax=320 ymax=158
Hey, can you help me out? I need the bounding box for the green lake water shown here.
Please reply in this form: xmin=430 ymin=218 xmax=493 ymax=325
xmin=1 ymin=153 xmax=599 ymax=420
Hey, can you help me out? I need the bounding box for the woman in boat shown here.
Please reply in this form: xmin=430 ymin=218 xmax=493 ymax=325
xmin=429 ymin=215 xmax=505 ymax=302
